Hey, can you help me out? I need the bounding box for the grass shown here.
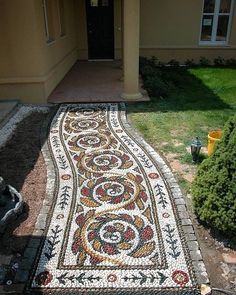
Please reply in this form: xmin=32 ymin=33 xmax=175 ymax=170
xmin=127 ymin=67 xmax=236 ymax=190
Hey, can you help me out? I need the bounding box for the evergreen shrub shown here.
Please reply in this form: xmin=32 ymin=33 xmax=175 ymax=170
xmin=192 ymin=115 xmax=236 ymax=237
xmin=185 ymin=59 xmax=196 ymax=67
xmin=225 ymin=58 xmax=236 ymax=67
xmin=140 ymin=65 xmax=160 ymax=79
xmin=143 ymin=74 xmax=169 ymax=98
xmin=168 ymin=59 xmax=180 ymax=67
xmin=199 ymin=56 xmax=211 ymax=67
xmin=214 ymin=56 xmax=225 ymax=66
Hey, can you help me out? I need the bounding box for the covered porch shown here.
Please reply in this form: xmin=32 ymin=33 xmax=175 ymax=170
xmin=48 ymin=61 xmax=148 ymax=103
xmin=48 ymin=0 xmax=146 ymax=103
xmin=0 ymin=0 xmax=145 ymax=103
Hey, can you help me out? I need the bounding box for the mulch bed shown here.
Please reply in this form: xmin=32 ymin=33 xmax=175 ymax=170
xmin=0 ymin=111 xmax=49 ymax=255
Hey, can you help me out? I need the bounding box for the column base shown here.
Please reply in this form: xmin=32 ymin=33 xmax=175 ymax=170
xmin=120 ymin=92 xmax=143 ymax=100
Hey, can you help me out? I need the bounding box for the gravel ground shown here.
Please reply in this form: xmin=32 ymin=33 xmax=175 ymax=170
xmin=0 ymin=107 xmax=50 ymax=255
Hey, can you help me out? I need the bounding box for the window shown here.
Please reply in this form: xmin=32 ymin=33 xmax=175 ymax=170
xmin=42 ymin=0 xmax=56 ymax=43
xmin=58 ymin=0 xmax=66 ymax=36
xmin=200 ymin=0 xmax=234 ymax=45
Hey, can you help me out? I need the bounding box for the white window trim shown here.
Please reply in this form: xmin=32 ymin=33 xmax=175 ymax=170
xmin=199 ymin=0 xmax=235 ymax=46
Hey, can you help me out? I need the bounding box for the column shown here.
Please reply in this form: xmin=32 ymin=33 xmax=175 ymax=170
xmin=121 ymin=0 xmax=142 ymax=100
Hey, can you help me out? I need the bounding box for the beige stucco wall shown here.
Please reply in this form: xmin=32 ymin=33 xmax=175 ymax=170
xmin=140 ymin=0 xmax=236 ymax=62
xmin=0 ymin=0 xmax=236 ymax=103
xmin=75 ymin=0 xmax=236 ymax=62
xmin=0 ymin=0 xmax=78 ymax=103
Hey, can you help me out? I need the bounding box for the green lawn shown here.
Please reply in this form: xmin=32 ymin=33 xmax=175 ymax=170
xmin=127 ymin=67 xmax=236 ymax=188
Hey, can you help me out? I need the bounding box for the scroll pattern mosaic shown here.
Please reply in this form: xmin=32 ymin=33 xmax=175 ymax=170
xmin=31 ymin=104 xmax=199 ymax=294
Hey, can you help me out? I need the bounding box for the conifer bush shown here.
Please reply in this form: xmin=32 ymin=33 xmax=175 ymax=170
xmin=192 ymin=115 xmax=236 ymax=237
xmin=143 ymin=74 xmax=170 ymax=98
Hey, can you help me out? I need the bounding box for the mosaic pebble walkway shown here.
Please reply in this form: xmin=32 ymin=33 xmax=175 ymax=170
xmin=17 ymin=103 xmax=208 ymax=295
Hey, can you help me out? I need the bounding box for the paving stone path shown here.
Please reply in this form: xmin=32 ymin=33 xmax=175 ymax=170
xmin=10 ymin=103 xmax=209 ymax=294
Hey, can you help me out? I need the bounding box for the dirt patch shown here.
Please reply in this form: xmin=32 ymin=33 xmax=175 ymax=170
xmin=0 ymin=111 xmax=49 ymax=255
xmin=160 ymin=141 xmax=169 ymax=147
xmin=172 ymin=139 xmax=184 ymax=147
xmin=164 ymin=149 xmax=236 ymax=291
xmin=170 ymin=127 xmax=188 ymax=137
xmin=165 ymin=152 xmax=196 ymax=183
xmin=192 ymin=217 xmax=236 ymax=291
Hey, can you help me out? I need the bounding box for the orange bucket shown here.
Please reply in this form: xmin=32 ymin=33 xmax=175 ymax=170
xmin=207 ymin=130 xmax=222 ymax=156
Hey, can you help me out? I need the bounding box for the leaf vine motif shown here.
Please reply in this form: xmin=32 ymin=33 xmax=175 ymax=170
xmin=154 ymin=183 xmax=168 ymax=209
xmin=57 ymin=154 xmax=68 ymax=170
xmin=44 ymin=225 xmax=62 ymax=261
xmin=122 ymin=271 xmax=168 ymax=285
xmin=52 ymin=136 xmax=60 ymax=148
xmin=57 ymin=272 xmax=101 ymax=285
xmin=137 ymin=153 xmax=153 ymax=169
xmin=110 ymin=116 xmax=119 ymax=127
xmin=121 ymin=135 xmax=135 ymax=147
xmin=163 ymin=224 xmax=181 ymax=259
xmin=59 ymin=185 xmax=72 ymax=209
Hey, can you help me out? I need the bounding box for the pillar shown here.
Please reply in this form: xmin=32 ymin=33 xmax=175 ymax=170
xmin=121 ymin=0 xmax=142 ymax=100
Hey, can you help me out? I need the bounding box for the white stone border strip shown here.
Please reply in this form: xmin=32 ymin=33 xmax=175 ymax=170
xmin=0 ymin=104 xmax=51 ymax=149
xmin=119 ymin=103 xmax=209 ymax=286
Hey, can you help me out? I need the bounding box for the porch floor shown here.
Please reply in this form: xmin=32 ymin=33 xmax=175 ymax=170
xmin=48 ymin=61 xmax=149 ymax=103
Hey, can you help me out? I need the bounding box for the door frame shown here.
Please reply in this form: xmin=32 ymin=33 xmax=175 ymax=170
xmin=85 ymin=0 xmax=115 ymax=60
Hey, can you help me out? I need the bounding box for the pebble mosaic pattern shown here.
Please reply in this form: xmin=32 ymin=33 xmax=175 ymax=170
xmin=30 ymin=104 xmax=200 ymax=294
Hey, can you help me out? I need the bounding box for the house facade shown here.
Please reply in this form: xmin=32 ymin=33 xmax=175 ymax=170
xmin=0 ymin=0 xmax=235 ymax=103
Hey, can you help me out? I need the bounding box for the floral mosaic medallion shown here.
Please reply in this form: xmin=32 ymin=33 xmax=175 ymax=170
xmin=30 ymin=104 xmax=200 ymax=294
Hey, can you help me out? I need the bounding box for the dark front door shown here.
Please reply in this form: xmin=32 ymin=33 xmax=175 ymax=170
xmin=86 ymin=0 xmax=114 ymax=59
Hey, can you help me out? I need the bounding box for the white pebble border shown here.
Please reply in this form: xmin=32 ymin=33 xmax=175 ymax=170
xmin=0 ymin=105 xmax=51 ymax=149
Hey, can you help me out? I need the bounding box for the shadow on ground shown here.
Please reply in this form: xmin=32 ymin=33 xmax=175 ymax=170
xmin=127 ymin=67 xmax=233 ymax=113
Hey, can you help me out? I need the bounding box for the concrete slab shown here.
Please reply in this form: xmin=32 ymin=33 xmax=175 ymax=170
xmin=48 ymin=61 xmax=149 ymax=103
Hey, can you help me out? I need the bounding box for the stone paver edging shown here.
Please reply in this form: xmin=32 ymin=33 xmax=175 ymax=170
xmin=120 ymin=103 xmax=209 ymax=285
